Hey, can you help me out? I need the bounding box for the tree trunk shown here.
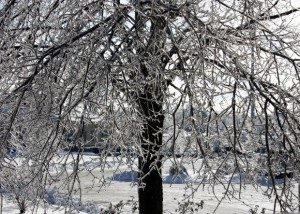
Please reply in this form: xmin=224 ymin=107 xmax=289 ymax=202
xmin=138 ymin=89 xmax=164 ymax=214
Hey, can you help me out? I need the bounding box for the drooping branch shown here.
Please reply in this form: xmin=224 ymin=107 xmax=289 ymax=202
xmin=13 ymin=9 xmax=128 ymax=93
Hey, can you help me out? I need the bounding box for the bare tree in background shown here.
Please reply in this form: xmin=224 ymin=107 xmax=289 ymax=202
xmin=0 ymin=0 xmax=300 ymax=213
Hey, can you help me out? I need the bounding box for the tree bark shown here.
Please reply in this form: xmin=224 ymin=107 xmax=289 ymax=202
xmin=138 ymin=89 xmax=164 ymax=214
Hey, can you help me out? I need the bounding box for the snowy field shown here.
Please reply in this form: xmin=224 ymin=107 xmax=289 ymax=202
xmin=2 ymin=154 xmax=299 ymax=214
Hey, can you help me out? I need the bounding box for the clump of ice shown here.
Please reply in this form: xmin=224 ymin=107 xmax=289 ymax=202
xmin=45 ymin=186 xmax=100 ymax=213
xmin=164 ymin=165 xmax=190 ymax=184
xmin=112 ymin=171 xmax=139 ymax=182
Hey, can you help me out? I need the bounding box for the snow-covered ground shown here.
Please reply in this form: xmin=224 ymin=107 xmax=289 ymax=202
xmin=2 ymin=154 xmax=299 ymax=213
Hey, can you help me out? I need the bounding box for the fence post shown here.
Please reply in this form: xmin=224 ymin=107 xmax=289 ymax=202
xmin=298 ymin=183 xmax=300 ymax=212
xmin=0 ymin=193 xmax=2 ymax=214
xmin=0 ymin=184 xmax=6 ymax=214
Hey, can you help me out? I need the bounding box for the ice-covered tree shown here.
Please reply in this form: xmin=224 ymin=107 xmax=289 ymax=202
xmin=1 ymin=0 xmax=300 ymax=213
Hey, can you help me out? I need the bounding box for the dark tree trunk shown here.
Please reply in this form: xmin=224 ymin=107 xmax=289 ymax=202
xmin=135 ymin=7 xmax=166 ymax=213
xmin=138 ymin=88 xmax=164 ymax=214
